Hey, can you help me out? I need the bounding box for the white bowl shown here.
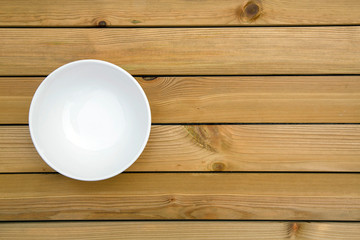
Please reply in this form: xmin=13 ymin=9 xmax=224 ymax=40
xmin=29 ymin=60 xmax=151 ymax=181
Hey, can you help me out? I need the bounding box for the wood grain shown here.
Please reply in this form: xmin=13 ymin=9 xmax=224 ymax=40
xmin=1 ymin=76 xmax=360 ymax=124
xmin=1 ymin=27 xmax=360 ymax=76
xmin=0 ymin=173 xmax=359 ymax=220
xmin=0 ymin=78 xmax=42 ymax=124
xmin=1 ymin=222 xmax=359 ymax=240
xmin=1 ymin=0 xmax=360 ymax=26
xmin=1 ymin=125 xmax=360 ymax=173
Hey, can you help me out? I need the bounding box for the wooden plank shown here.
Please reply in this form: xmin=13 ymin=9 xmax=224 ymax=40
xmin=1 ymin=27 xmax=360 ymax=76
xmin=0 ymin=173 xmax=359 ymax=220
xmin=1 ymin=0 xmax=360 ymax=27
xmin=0 ymin=78 xmax=42 ymax=124
xmin=1 ymin=222 xmax=359 ymax=240
xmin=1 ymin=76 xmax=360 ymax=124
xmin=1 ymin=125 xmax=360 ymax=173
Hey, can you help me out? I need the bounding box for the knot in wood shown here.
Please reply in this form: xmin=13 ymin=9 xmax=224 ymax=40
xmin=212 ymin=162 xmax=225 ymax=171
xmin=288 ymin=222 xmax=300 ymax=238
xmin=245 ymin=2 xmax=259 ymax=18
xmin=142 ymin=76 xmax=157 ymax=81
xmin=238 ymin=1 xmax=262 ymax=22
xmin=98 ymin=20 xmax=107 ymax=27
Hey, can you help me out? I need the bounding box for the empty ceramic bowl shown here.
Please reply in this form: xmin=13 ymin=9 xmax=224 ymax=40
xmin=29 ymin=60 xmax=151 ymax=181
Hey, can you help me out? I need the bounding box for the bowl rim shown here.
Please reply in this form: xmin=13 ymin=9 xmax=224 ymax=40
xmin=29 ymin=59 xmax=152 ymax=181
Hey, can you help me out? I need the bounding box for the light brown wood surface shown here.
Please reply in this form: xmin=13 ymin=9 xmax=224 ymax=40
xmin=1 ymin=27 xmax=360 ymax=76
xmin=1 ymin=221 xmax=359 ymax=240
xmin=0 ymin=78 xmax=42 ymax=124
xmin=1 ymin=0 xmax=360 ymax=27
xmin=0 ymin=173 xmax=359 ymax=221
xmin=1 ymin=0 xmax=359 ymax=236
xmin=1 ymin=125 xmax=360 ymax=173
xmin=1 ymin=76 xmax=360 ymax=124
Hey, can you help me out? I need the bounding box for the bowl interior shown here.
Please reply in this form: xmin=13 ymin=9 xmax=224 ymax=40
xmin=29 ymin=60 xmax=151 ymax=180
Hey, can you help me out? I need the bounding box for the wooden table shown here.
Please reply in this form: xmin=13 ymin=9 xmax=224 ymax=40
xmin=1 ymin=0 xmax=360 ymax=239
